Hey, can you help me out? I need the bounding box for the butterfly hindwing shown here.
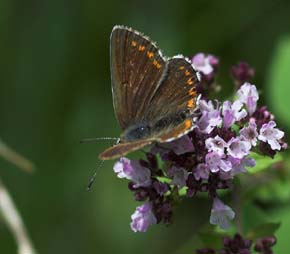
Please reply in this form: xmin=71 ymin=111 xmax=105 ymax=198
xmin=145 ymin=57 xmax=199 ymax=123
xmin=110 ymin=26 xmax=167 ymax=130
xmin=99 ymin=139 xmax=154 ymax=160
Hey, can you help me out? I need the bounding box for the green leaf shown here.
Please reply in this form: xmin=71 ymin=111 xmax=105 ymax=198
xmin=267 ymin=36 xmax=290 ymax=129
xmin=247 ymin=152 xmax=283 ymax=174
xmin=246 ymin=222 xmax=281 ymax=240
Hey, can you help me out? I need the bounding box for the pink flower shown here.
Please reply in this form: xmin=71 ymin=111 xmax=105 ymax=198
xmin=220 ymin=156 xmax=256 ymax=180
xmin=167 ymin=166 xmax=188 ymax=188
xmin=240 ymin=121 xmax=258 ymax=146
xmin=210 ymin=198 xmax=235 ymax=230
xmin=205 ymin=152 xmax=232 ymax=173
xmin=205 ymin=135 xmax=227 ymax=156
xmin=258 ymin=121 xmax=284 ymax=150
xmin=130 ymin=202 xmax=157 ymax=232
xmin=194 ymin=163 xmax=210 ymax=180
xmin=237 ymin=83 xmax=259 ymax=115
xmin=227 ymin=137 xmax=251 ymax=159
xmin=222 ymin=100 xmax=247 ymax=128
xmin=191 ymin=53 xmax=218 ymax=75
xmin=113 ymin=157 xmax=151 ymax=188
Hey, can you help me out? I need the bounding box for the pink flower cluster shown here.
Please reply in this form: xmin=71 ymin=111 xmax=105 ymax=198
xmin=112 ymin=54 xmax=286 ymax=232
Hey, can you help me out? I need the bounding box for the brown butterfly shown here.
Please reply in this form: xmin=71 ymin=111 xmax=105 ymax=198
xmin=99 ymin=25 xmax=199 ymax=160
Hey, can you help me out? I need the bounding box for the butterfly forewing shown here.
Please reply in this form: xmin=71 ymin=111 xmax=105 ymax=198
xmin=110 ymin=26 xmax=166 ymax=130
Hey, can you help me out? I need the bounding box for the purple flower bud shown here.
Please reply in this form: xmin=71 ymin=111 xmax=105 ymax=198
xmin=152 ymin=181 xmax=169 ymax=195
xmin=240 ymin=121 xmax=258 ymax=146
xmin=252 ymin=106 xmax=274 ymax=128
xmin=258 ymin=121 xmax=284 ymax=150
xmin=167 ymin=166 xmax=189 ymax=188
xmin=206 ymin=152 xmax=232 ymax=173
xmin=227 ymin=137 xmax=251 ymax=159
xmin=231 ymin=62 xmax=255 ymax=84
xmin=130 ymin=202 xmax=157 ymax=232
xmin=113 ymin=157 xmax=151 ymax=188
xmin=237 ymin=83 xmax=259 ymax=115
xmin=210 ymin=198 xmax=235 ymax=229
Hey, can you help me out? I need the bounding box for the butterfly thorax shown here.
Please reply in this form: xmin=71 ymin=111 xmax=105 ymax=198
xmin=121 ymin=123 xmax=151 ymax=141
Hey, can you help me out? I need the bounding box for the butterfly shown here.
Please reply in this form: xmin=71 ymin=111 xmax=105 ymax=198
xmin=99 ymin=25 xmax=200 ymax=160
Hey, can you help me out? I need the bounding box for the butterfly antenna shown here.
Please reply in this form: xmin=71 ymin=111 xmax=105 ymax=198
xmin=87 ymin=160 xmax=105 ymax=191
xmin=80 ymin=137 xmax=120 ymax=143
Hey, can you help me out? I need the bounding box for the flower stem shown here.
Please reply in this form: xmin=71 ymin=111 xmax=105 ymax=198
xmin=0 ymin=177 xmax=36 ymax=254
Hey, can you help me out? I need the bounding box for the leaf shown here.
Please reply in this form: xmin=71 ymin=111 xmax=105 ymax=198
xmin=198 ymin=230 xmax=227 ymax=248
xmin=267 ymin=36 xmax=290 ymax=129
xmin=246 ymin=222 xmax=281 ymax=240
xmin=247 ymin=152 xmax=283 ymax=174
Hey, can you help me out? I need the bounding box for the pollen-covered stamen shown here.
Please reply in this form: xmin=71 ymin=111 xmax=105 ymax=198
xmin=185 ymin=70 xmax=191 ymax=76
xmin=179 ymin=66 xmax=185 ymax=70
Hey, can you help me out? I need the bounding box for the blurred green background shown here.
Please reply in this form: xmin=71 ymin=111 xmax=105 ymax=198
xmin=1 ymin=0 xmax=290 ymax=253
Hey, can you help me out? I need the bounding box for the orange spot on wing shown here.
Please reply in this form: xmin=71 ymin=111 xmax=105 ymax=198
xmin=189 ymin=87 xmax=196 ymax=96
xmin=138 ymin=45 xmax=145 ymax=51
xmin=186 ymin=78 xmax=194 ymax=85
xmin=179 ymin=66 xmax=185 ymax=70
xmin=185 ymin=70 xmax=190 ymax=76
xmin=147 ymin=51 xmax=154 ymax=58
xmin=187 ymin=99 xmax=195 ymax=108
xmin=153 ymin=60 xmax=161 ymax=69
xmin=131 ymin=41 xmax=137 ymax=47
xmin=184 ymin=119 xmax=192 ymax=129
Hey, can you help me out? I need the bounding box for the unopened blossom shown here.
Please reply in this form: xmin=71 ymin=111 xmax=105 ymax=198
xmin=197 ymin=100 xmax=222 ymax=134
xmin=166 ymin=135 xmax=194 ymax=155
xmin=153 ymin=182 xmax=169 ymax=196
xmin=194 ymin=163 xmax=210 ymax=180
xmin=167 ymin=166 xmax=188 ymax=188
xmin=113 ymin=157 xmax=151 ymax=188
xmin=231 ymin=61 xmax=255 ymax=83
xmin=205 ymin=152 xmax=232 ymax=173
xmin=240 ymin=121 xmax=258 ymax=146
xmin=205 ymin=135 xmax=227 ymax=155
xmin=258 ymin=121 xmax=284 ymax=150
xmin=227 ymin=137 xmax=251 ymax=159
xmin=222 ymin=100 xmax=247 ymax=128
xmin=237 ymin=82 xmax=259 ymax=115
xmin=191 ymin=53 xmax=218 ymax=75
xmin=130 ymin=202 xmax=157 ymax=232
xmin=210 ymin=198 xmax=235 ymax=230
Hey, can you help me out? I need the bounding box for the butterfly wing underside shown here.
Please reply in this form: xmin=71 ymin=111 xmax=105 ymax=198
xmin=101 ymin=26 xmax=199 ymax=160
